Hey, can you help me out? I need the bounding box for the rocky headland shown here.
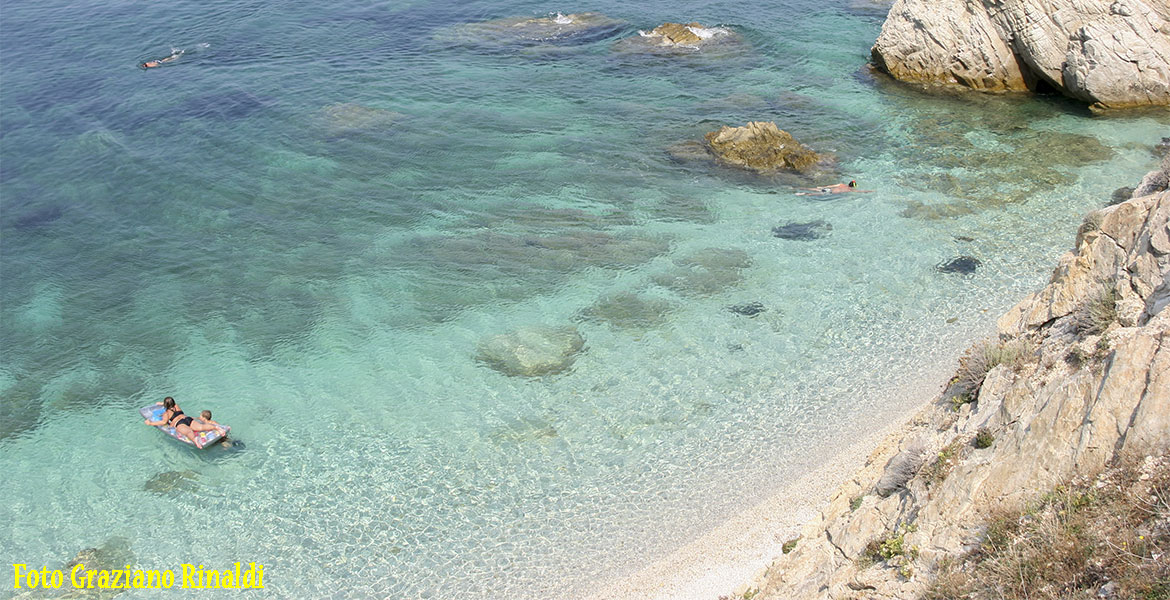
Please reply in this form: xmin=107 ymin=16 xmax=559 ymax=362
xmin=871 ymin=0 xmax=1170 ymax=109
xmin=728 ymin=155 xmax=1170 ymax=598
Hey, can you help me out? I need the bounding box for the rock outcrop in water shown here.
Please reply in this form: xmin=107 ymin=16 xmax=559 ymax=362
xmin=733 ymin=160 xmax=1170 ymax=598
xmin=702 ymin=122 xmax=822 ymax=174
xmin=613 ymin=22 xmax=744 ymax=55
xmin=871 ymin=0 xmax=1170 ymax=109
xmin=475 ymin=325 xmax=585 ymax=377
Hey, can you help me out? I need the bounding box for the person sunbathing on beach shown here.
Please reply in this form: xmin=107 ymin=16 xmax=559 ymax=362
xmin=141 ymin=49 xmax=183 ymax=69
xmin=795 ymin=180 xmax=873 ymax=196
xmin=143 ymin=397 xmax=226 ymax=448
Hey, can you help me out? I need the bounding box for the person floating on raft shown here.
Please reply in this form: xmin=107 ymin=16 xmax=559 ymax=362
xmin=143 ymin=396 xmax=226 ymax=448
xmin=795 ymin=180 xmax=873 ymax=196
xmin=140 ymin=49 xmax=183 ymax=69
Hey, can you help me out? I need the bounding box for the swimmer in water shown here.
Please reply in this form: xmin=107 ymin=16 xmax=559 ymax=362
xmin=141 ymin=49 xmax=183 ymax=69
xmin=795 ymin=180 xmax=873 ymax=196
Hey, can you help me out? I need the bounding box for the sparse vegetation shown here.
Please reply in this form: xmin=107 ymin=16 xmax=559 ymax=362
xmin=921 ymin=439 xmax=965 ymax=488
xmin=1074 ymin=284 xmax=1118 ymax=336
xmin=850 ymin=495 xmax=865 ymax=512
xmin=1065 ymin=346 xmax=1090 ymax=368
xmin=923 ymin=451 xmax=1170 ymax=600
xmin=782 ymin=536 xmax=800 ymax=554
xmin=1078 ymin=210 xmax=1104 ymax=239
xmin=974 ymin=428 xmax=995 ymax=449
xmin=950 ymin=338 xmax=1032 ymax=402
xmin=860 ymin=522 xmax=920 ymax=570
xmin=1096 ymin=334 xmax=1111 ymax=357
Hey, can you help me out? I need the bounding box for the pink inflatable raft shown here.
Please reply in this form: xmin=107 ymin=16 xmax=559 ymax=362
xmin=140 ymin=404 xmax=230 ymax=448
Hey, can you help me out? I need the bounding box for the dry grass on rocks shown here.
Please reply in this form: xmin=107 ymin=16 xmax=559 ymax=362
xmin=923 ymin=450 xmax=1170 ymax=600
xmin=950 ymin=338 xmax=1032 ymax=404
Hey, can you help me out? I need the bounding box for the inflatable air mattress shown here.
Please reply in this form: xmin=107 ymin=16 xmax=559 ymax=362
xmin=140 ymin=404 xmax=230 ymax=448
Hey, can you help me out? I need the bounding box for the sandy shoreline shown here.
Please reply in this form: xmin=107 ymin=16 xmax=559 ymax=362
xmin=584 ymin=370 xmax=950 ymax=600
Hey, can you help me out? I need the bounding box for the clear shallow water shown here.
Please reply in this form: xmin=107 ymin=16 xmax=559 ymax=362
xmin=1 ymin=0 xmax=1166 ymax=596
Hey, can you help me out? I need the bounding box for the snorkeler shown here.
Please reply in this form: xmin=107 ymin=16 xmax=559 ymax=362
xmin=140 ymin=49 xmax=183 ymax=69
xmin=795 ymin=180 xmax=873 ymax=196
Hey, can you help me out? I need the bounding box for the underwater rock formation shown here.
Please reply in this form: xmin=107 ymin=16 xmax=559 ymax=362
xmin=579 ymin=291 xmax=675 ymax=329
xmin=475 ymin=325 xmax=586 ymax=377
xmin=935 ymin=255 xmax=981 ymax=275
xmin=651 ymin=247 xmax=752 ymax=296
xmin=771 ymin=220 xmax=832 ymax=241
xmin=443 ymin=12 xmax=625 ymax=48
xmin=317 ymin=103 xmax=402 ymax=136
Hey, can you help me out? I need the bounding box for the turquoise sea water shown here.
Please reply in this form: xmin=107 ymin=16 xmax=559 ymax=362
xmin=1 ymin=0 xmax=1166 ymax=596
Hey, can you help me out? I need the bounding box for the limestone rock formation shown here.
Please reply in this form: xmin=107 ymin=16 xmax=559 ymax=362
xmin=740 ymin=160 xmax=1170 ymax=598
xmin=703 ymin=122 xmax=821 ymax=174
xmin=475 ymin=325 xmax=585 ymax=377
xmin=871 ymin=0 xmax=1170 ymax=109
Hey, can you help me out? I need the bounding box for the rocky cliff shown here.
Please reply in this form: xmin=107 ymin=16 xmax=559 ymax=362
xmin=871 ymin=0 xmax=1170 ymax=109
xmin=737 ymin=158 xmax=1170 ymax=598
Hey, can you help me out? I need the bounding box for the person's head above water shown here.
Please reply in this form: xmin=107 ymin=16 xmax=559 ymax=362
xmin=848 ymin=180 xmax=857 ymax=188
xmin=162 ymin=396 xmax=176 ymax=410
xmin=201 ymin=410 xmax=212 ymax=420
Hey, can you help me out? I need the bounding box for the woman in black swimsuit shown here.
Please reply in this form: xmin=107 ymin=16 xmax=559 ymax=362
xmin=144 ymin=397 xmax=223 ymax=448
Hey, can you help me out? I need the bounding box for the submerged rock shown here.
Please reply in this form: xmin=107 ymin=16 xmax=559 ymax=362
xmin=936 ymin=255 xmax=982 ymax=275
xmin=144 ymin=470 xmax=200 ymax=495
xmin=317 ymin=103 xmax=402 ymax=135
xmin=476 ymin=325 xmax=585 ymax=377
xmin=728 ymin=302 xmax=767 ymax=317
xmin=12 ymin=205 xmax=64 ymax=230
xmin=61 ymin=537 xmax=136 ymax=599
xmin=652 ymin=247 xmax=752 ymax=296
xmin=489 ymin=416 xmax=559 ymax=444
xmin=771 ymin=220 xmax=832 ymax=241
xmin=443 ymin=12 xmax=625 ymax=48
xmin=579 ymin=291 xmax=674 ymax=329
xmin=704 ymin=122 xmax=821 ymax=174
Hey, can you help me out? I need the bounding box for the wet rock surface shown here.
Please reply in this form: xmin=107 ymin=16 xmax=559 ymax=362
xmin=613 ymin=21 xmax=745 ymax=55
xmin=704 ymin=121 xmax=822 ymax=174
